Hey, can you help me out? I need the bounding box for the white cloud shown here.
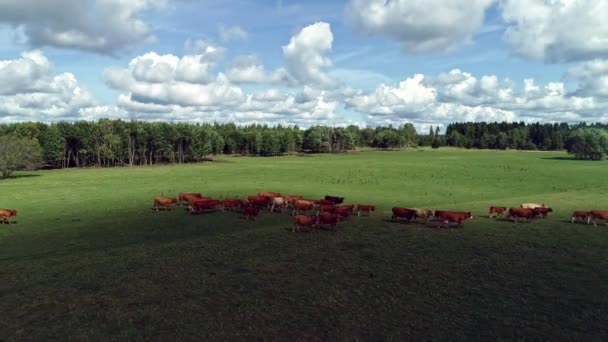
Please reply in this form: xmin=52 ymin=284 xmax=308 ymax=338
xmin=0 ymin=0 xmax=165 ymax=54
xmin=346 ymin=0 xmax=495 ymax=53
xmin=225 ymin=55 xmax=293 ymax=84
xmin=219 ymin=25 xmax=249 ymax=42
xmin=0 ymin=50 xmax=97 ymax=122
xmin=501 ymin=0 xmax=608 ymax=62
xmin=282 ymin=22 xmax=336 ymax=88
xmin=568 ymin=59 xmax=608 ymax=98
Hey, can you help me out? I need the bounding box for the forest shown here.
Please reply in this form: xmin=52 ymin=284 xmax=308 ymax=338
xmin=0 ymin=120 xmax=607 ymax=168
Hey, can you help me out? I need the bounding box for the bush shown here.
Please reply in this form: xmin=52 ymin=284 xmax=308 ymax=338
xmin=0 ymin=135 xmax=43 ymax=179
xmin=565 ymin=128 xmax=608 ymax=160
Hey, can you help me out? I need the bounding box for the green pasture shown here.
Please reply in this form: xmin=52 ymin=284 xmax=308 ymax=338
xmin=1 ymin=149 xmax=607 ymax=340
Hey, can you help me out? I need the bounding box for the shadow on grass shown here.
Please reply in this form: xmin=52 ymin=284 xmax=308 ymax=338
xmin=541 ymin=156 xmax=602 ymax=161
xmin=5 ymin=174 xmax=42 ymax=180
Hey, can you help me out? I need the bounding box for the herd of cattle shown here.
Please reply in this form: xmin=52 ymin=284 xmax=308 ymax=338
xmin=1 ymin=195 xmax=607 ymax=229
xmin=147 ymin=192 xmax=608 ymax=231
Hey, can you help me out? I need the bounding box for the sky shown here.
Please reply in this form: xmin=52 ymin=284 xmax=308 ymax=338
xmin=0 ymin=0 xmax=607 ymax=132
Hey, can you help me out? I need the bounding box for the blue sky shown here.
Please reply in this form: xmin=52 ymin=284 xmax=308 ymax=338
xmin=0 ymin=0 xmax=606 ymax=130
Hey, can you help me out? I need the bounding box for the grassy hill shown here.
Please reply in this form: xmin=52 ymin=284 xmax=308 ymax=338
xmin=1 ymin=149 xmax=607 ymax=339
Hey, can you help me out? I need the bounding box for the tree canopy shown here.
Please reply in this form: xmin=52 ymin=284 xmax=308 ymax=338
xmin=0 ymin=135 xmax=43 ymax=179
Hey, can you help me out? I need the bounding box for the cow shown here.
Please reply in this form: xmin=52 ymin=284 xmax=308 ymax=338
xmin=392 ymin=207 xmax=417 ymax=223
xmin=178 ymin=193 xmax=203 ymax=206
xmin=334 ymin=206 xmax=352 ymax=220
xmin=248 ymin=195 xmax=270 ymax=208
xmin=153 ymin=197 xmax=178 ymax=211
xmin=292 ymin=200 xmax=314 ymax=216
xmin=221 ymin=199 xmax=242 ymax=212
xmin=324 ymin=195 xmax=345 ymax=204
xmin=293 ymin=215 xmax=317 ymax=232
xmin=0 ymin=209 xmax=17 ymax=224
xmin=318 ymin=199 xmax=335 ymax=206
xmin=284 ymin=196 xmax=304 ymax=208
xmin=316 ymin=204 xmax=336 ymax=215
xmin=411 ymin=208 xmax=433 ymax=222
xmin=588 ymin=210 xmax=608 ymax=227
xmin=242 ymin=205 xmax=260 ymax=220
xmin=356 ymin=204 xmax=376 ymax=216
xmin=190 ymin=199 xmax=219 ymax=213
xmin=489 ymin=206 xmax=508 ymax=219
xmin=571 ymin=211 xmax=590 ymax=224
xmin=435 ymin=211 xmax=473 ymax=228
xmin=259 ymin=191 xmax=281 ymax=198
xmin=317 ymin=212 xmax=339 ymax=230
xmin=534 ymin=207 xmax=553 ymax=218
xmin=521 ymin=203 xmax=547 ymax=209
xmin=507 ymin=208 xmax=537 ymax=223
xmin=270 ymin=197 xmax=287 ymax=213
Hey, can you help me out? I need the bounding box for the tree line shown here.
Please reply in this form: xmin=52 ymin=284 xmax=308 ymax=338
xmin=0 ymin=120 xmax=606 ymax=176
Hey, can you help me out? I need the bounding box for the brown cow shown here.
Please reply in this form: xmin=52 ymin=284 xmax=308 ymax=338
xmin=248 ymin=195 xmax=270 ymax=208
xmin=392 ymin=207 xmax=417 ymax=223
xmin=435 ymin=211 xmax=473 ymax=228
xmin=334 ymin=206 xmax=352 ymax=221
xmin=588 ymin=210 xmax=608 ymax=227
xmin=242 ymin=206 xmax=260 ymax=220
xmin=190 ymin=199 xmax=219 ymax=213
xmin=293 ymin=215 xmax=317 ymax=232
xmin=316 ymin=204 xmax=336 ymax=215
xmin=571 ymin=211 xmax=590 ymax=224
xmin=221 ymin=199 xmax=242 ymax=212
xmin=259 ymin=191 xmax=281 ymax=199
xmin=507 ymin=208 xmax=536 ymax=223
xmin=178 ymin=193 xmax=203 ymax=205
xmin=153 ymin=197 xmax=178 ymax=211
xmin=292 ymin=200 xmax=315 ymax=215
xmin=489 ymin=206 xmax=508 ymax=219
xmin=0 ymin=209 xmax=17 ymax=224
xmin=534 ymin=207 xmax=553 ymax=218
xmin=284 ymin=195 xmax=304 ymax=208
xmin=317 ymin=212 xmax=339 ymax=230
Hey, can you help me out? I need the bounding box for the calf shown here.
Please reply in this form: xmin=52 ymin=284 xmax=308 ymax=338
xmin=153 ymin=197 xmax=178 ymax=211
xmin=356 ymin=204 xmax=376 ymax=216
xmin=571 ymin=211 xmax=590 ymax=224
xmin=507 ymin=208 xmax=536 ymax=223
xmin=588 ymin=210 xmax=608 ymax=227
xmin=489 ymin=206 xmax=508 ymax=219
xmin=521 ymin=203 xmax=547 ymax=209
xmin=534 ymin=207 xmax=553 ymax=218
xmin=293 ymin=215 xmax=317 ymax=232
xmin=324 ymin=195 xmax=345 ymax=204
xmin=0 ymin=209 xmax=17 ymax=224
xmin=392 ymin=207 xmax=417 ymax=223
xmin=317 ymin=212 xmax=339 ymax=230
xmin=435 ymin=211 xmax=473 ymax=228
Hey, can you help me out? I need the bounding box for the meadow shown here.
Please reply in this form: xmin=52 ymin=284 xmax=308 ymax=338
xmin=1 ymin=149 xmax=607 ymax=340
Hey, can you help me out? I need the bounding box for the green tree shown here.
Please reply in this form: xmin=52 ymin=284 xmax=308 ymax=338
xmin=565 ymin=128 xmax=608 ymax=160
xmin=0 ymin=135 xmax=43 ymax=179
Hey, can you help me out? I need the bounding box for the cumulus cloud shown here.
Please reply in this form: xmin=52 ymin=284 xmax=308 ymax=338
xmin=501 ymin=0 xmax=608 ymax=62
xmin=282 ymin=22 xmax=336 ymax=88
xmin=218 ymin=25 xmax=249 ymax=42
xmin=568 ymin=59 xmax=608 ymax=98
xmin=225 ymin=55 xmax=293 ymax=84
xmin=0 ymin=50 xmax=97 ymax=122
xmin=0 ymin=0 xmax=165 ymax=54
xmin=345 ymin=0 xmax=495 ymax=53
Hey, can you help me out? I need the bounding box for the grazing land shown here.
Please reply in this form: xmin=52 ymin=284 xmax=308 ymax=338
xmin=1 ymin=149 xmax=607 ymax=340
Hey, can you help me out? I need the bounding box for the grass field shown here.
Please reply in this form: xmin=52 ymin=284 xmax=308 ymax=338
xmin=1 ymin=149 xmax=608 ymax=340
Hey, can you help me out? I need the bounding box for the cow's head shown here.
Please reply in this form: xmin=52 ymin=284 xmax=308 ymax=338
xmin=467 ymin=212 xmax=473 ymax=219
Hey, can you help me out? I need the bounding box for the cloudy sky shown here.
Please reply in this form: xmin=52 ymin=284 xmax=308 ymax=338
xmin=0 ymin=0 xmax=607 ymax=131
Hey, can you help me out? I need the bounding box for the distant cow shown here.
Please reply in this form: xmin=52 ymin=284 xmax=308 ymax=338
xmin=489 ymin=206 xmax=508 ymax=219
xmin=293 ymin=215 xmax=317 ymax=232
xmin=284 ymin=196 xmax=304 ymax=208
xmin=316 ymin=204 xmax=336 ymax=215
xmin=153 ymin=197 xmax=178 ymax=211
xmin=318 ymin=199 xmax=335 ymax=206
xmin=356 ymin=204 xmax=376 ymax=216
xmin=534 ymin=207 xmax=553 ymax=218
xmin=588 ymin=210 xmax=608 ymax=227
xmin=221 ymin=199 xmax=242 ymax=212
xmin=324 ymin=195 xmax=345 ymax=204
xmin=270 ymin=197 xmax=286 ymax=213
xmin=571 ymin=211 xmax=590 ymax=224
xmin=0 ymin=209 xmax=17 ymax=224
xmin=411 ymin=208 xmax=433 ymax=222
xmin=190 ymin=199 xmax=219 ymax=213
xmin=392 ymin=207 xmax=417 ymax=223
xmin=178 ymin=193 xmax=203 ymax=205
xmin=242 ymin=206 xmax=260 ymax=220
xmin=507 ymin=208 xmax=536 ymax=223
xmin=317 ymin=212 xmax=339 ymax=230
xmin=334 ymin=206 xmax=352 ymax=220
xmin=435 ymin=211 xmax=473 ymax=228
xmin=248 ymin=195 xmax=270 ymax=208
xmin=293 ymin=200 xmax=315 ymax=216
xmin=521 ymin=203 xmax=547 ymax=210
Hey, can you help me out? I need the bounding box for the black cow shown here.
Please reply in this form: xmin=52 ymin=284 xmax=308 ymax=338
xmin=324 ymin=195 xmax=344 ymax=204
